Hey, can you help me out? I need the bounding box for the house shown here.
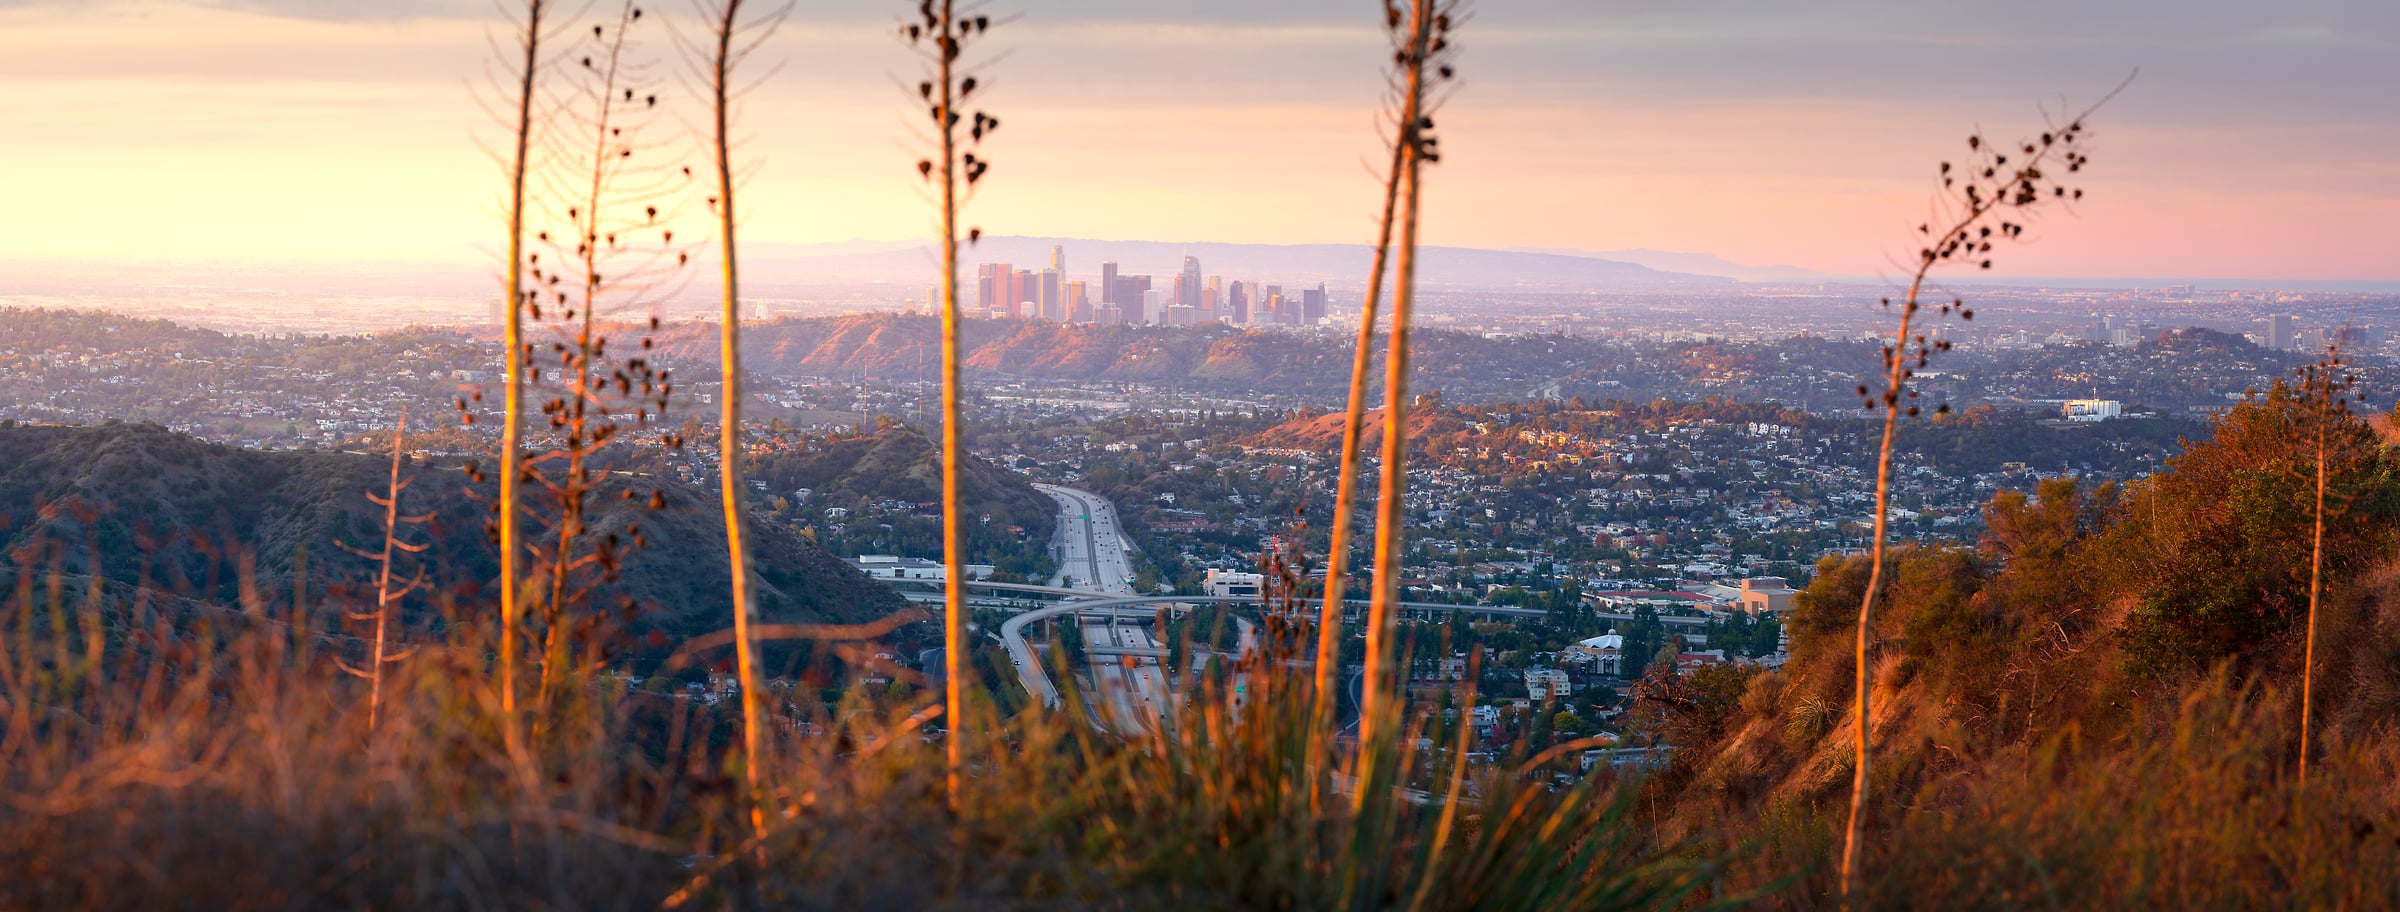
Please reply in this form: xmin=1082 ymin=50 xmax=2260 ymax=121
xmin=1523 ymin=667 xmax=1571 ymax=702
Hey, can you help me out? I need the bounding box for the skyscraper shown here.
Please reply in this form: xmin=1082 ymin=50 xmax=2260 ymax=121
xmin=1302 ymin=284 xmax=1327 ymax=324
xmin=1049 ymin=244 xmax=1065 ymax=275
xmin=1066 ymin=280 xmax=1090 ymax=323
xmin=1177 ymin=256 xmax=1203 ymax=312
xmin=1113 ymin=274 xmax=1152 ymax=324
xmin=2270 ymin=313 xmax=2296 ymax=351
xmin=1100 ymin=260 xmax=1119 ymax=306
xmin=1228 ymin=280 xmax=1250 ymax=324
xmin=976 ymin=263 xmax=1004 ymax=316
xmin=1040 ymin=268 xmax=1061 ymax=321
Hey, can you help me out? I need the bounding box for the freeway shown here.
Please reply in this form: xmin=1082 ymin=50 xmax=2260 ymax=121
xmin=1034 ymin=483 xmax=1136 ymax=596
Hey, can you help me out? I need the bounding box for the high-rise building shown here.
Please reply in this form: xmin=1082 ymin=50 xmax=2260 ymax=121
xmin=1228 ymin=281 xmax=1251 ymax=324
xmin=1008 ymin=269 xmax=1037 ymax=319
xmin=1100 ymin=260 xmax=1119 ymax=306
xmin=1262 ymin=285 xmax=1283 ymax=324
xmin=1141 ymin=288 xmax=1163 ymax=324
xmin=1066 ymin=280 xmax=1091 ymax=323
xmin=1114 ymin=274 xmax=1152 ymax=324
xmin=1049 ymin=244 xmax=1065 ymax=276
xmin=1302 ymin=284 xmax=1327 ymax=324
xmin=1177 ymin=256 xmax=1203 ymax=312
xmin=976 ymin=264 xmax=1004 ymax=316
xmin=1040 ymin=268 xmax=1062 ymax=321
xmin=2269 ymin=313 xmax=2296 ymax=351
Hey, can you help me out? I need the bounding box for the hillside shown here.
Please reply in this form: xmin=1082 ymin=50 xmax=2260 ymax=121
xmin=748 ymin=426 xmax=1057 ymax=579
xmin=1235 ymin=405 xmax=1468 ymax=455
xmin=0 ymin=421 xmax=906 ymax=646
xmin=1632 ymin=385 xmax=2400 ymax=903
xmin=649 ymin=312 xmax=1578 ymax=402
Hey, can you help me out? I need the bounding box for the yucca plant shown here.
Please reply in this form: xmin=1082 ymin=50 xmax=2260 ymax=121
xmin=901 ymin=0 xmax=1003 ymax=808
xmin=1356 ymin=0 xmax=1459 ymax=804
xmin=693 ymin=0 xmax=779 ymax=840
xmin=335 ymin=407 xmax=429 ymax=733
xmin=2296 ymin=340 xmax=2356 ymax=784
xmin=1836 ymin=90 xmax=2119 ymax=905
xmin=492 ymin=0 xmax=551 ymax=735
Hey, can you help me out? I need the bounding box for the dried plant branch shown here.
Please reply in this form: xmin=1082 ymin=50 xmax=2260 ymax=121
xmin=1838 ymin=83 xmax=2121 ymax=905
xmin=698 ymin=0 xmax=775 ymax=844
xmin=494 ymin=0 xmax=549 ymax=734
xmin=1312 ymin=0 xmax=1417 ymax=783
xmin=903 ymin=0 xmax=1003 ymax=812
xmin=1357 ymin=0 xmax=1458 ymax=810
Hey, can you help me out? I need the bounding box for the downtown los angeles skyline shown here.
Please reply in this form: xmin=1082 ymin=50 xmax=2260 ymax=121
xmin=0 ymin=0 xmax=2392 ymax=283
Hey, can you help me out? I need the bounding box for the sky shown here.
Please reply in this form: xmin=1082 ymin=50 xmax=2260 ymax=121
xmin=0 ymin=0 xmax=2393 ymax=283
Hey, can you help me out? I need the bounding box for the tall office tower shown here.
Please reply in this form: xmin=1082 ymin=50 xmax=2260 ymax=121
xmin=1302 ymin=284 xmax=1327 ymax=324
xmin=1066 ymin=280 xmax=1091 ymax=322
xmin=2269 ymin=313 xmax=2295 ymax=351
xmin=1177 ymin=256 xmax=1203 ymax=310
xmin=1266 ymin=293 xmax=1287 ymax=324
xmin=1099 ymin=302 xmax=1123 ymax=325
xmin=1115 ymin=275 xmax=1152 ymax=324
xmin=1049 ymin=244 xmax=1065 ymax=276
xmin=1017 ymin=268 xmax=1046 ymax=319
xmin=1201 ymin=287 xmax=1219 ymax=323
xmin=976 ymin=264 xmax=1004 ymax=316
xmin=1100 ymin=260 xmax=1119 ymax=306
xmin=1040 ymin=268 xmax=1062 ymax=321
xmin=1141 ymin=288 xmax=1162 ymax=324
xmin=1228 ymin=280 xmax=1250 ymax=324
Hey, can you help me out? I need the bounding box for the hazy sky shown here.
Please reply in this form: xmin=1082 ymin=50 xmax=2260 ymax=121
xmin=1 ymin=0 xmax=2393 ymax=281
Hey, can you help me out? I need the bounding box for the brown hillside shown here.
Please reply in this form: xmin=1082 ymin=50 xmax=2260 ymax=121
xmin=1238 ymin=406 xmax=1462 ymax=454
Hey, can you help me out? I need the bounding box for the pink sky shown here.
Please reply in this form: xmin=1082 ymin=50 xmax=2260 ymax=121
xmin=0 ymin=1 xmax=2392 ymax=282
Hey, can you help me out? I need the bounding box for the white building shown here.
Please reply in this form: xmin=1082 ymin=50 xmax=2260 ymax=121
xmin=1524 ymin=667 xmax=1572 ymax=703
xmin=1203 ymin=569 xmax=1263 ymax=599
xmin=2063 ymin=399 xmax=2123 ymax=422
xmin=849 ymin=555 xmax=994 ymax=581
xmin=1566 ymin=633 xmax=1625 ymax=676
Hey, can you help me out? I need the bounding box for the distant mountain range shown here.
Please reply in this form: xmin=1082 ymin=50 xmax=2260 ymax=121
xmin=738 ymin=236 xmax=1736 ymax=293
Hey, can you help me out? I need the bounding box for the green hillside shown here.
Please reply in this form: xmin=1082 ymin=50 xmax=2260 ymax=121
xmin=749 ymin=425 xmax=1057 ymax=580
xmin=0 ymin=421 xmax=906 ymax=647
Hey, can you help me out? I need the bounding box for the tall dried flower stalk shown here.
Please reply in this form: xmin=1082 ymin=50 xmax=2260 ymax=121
xmin=903 ymin=0 xmax=1001 ymax=809
xmin=337 ymin=408 xmax=428 ymax=733
xmin=1838 ymin=90 xmax=2117 ymax=905
xmin=524 ymin=0 xmax=679 ymax=718
xmin=1355 ymin=0 xmax=1458 ymax=801
xmin=695 ymin=0 xmax=779 ymax=839
xmin=2298 ymin=342 xmax=2353 ymax=785
xmin=1312 ymin=0 xmax=1422 ymax=762
xmin=494 ymin=0 xmax=550 ymax=732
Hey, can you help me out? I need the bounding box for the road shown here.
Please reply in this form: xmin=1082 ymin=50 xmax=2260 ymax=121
xmin=1027 ymin=484 xmax=1163 ymax=733
xmin=1035 ymin=483 xmax=1135 ymax=596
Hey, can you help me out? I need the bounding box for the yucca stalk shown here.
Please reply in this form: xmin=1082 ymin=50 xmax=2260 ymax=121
xmin=1311 ymin=0 xmax=1416 ymax=775
xmin=2299 ymin=343 xmax=2343 ymax=785
xmin=348 ymin=409 xmax=427 ymax=733
xmin=903 ymin=0 xmax=1000 ymax=810
xmin=1356 ymin=0 xmax=1445 ymax=802
xmin=703 ymin=0 xmax=767 ymax=837
xmin=1836 ymin=99 xmax=2111 ymax=905
xmin=541 ymin=0 xmax=637 ymax=718
xmin=497 ymin=0 xmax=547 ymax=731
xmin=935 ymin=0 xmax=968 ymax=810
